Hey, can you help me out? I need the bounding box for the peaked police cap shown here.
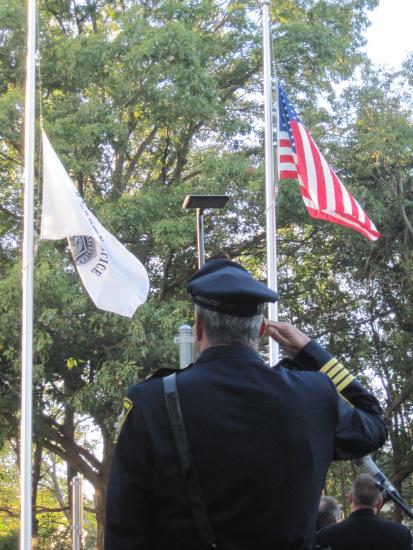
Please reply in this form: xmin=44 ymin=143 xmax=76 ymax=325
xmin=186 ymin=258 xmax=279 ymax=317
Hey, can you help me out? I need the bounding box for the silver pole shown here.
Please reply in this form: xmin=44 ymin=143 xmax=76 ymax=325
xmin=72 ymin=475 xmax=83 ymax=550
xmin=262 ymin=0 xmax=279 ymax=365
xmin=21 ymin=0 xmax=36 ymax=546
xmin=196 ymin=208 xmax=205 ymax=268
xmin=174 ymin=325 xmax=194 ymax=369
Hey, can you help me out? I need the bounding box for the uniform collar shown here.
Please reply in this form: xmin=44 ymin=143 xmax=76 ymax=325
xmin=195 ymin=343 xmax=264 ymax=365
xmin=349 ymin=508 xmax=377 ymax=518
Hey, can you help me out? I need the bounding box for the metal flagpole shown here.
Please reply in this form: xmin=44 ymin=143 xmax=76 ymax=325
xmin=71 ymin=475 xmax=84 ymax=550
xmin=21 ymin=0 xmax=36 ymax=546
xmin=262 ymin=0 xmax=279 ymax=365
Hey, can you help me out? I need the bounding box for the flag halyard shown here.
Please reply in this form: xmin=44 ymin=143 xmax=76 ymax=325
xmin=277 ymin=84 xmax=380 ymax=241
xmin=40 ymin=131 xmax=149 ymax=317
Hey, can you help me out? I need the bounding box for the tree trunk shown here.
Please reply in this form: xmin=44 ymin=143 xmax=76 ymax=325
xmin=65 ymin=406 xmax=76 ymax=529
xmin=339 ymin=462 xmax=349 ymax=519
xmin=32 ymin=440 xmax=42 ymax=550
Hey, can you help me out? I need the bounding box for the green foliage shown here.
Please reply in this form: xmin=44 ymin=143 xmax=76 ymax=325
xmin=272 ymin=0 xmax=379 ymax=95
xmin=0 ymin=533 xmax=18 ymax=550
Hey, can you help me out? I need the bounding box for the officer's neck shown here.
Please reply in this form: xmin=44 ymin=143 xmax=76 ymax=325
xmin=350 ymin=503 xmax=377 ymax=515
xmin=197 ymin=338 xmax=258 ymax=354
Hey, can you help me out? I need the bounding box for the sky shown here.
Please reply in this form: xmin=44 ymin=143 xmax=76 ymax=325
xmin=364 ymin=0 xmax=413 ymax=68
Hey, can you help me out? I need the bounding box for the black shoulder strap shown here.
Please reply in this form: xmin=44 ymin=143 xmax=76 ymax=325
xmin=163 ymin=373 xmax=217 ymax=550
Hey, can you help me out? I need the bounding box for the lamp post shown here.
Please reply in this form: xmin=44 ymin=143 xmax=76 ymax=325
xmin=178 ymin=195 xmax=229 ymax=368
xmin=182 ymin=195 xmax=229 ymax=268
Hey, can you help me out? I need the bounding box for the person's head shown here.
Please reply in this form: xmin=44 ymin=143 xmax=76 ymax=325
xmin=316 ymin=496 xmax=341 ymax=530
xmin=186 ymin=259 xmax=278 ymax=351
xmin=350 ymin=473 xmax=383 ymax=513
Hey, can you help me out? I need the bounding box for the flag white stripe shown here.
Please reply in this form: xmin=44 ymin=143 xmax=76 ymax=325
xmin=279 ymin=162 xmax=297 ymax=172
xmin=278 ymin=131 xmax=290 ymax=140
xmin=354 ymin=198 xmax=366 ymax=225
xmin=278 ymin=146 xmax=295 ymax=156
xmin=338 ymin=177 xmax=353 ymax=215
xmin=299 ymin=124 xmax=319 ymax=210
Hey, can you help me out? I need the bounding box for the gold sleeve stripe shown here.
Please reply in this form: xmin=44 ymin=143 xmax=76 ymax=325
xmin=331 ymin=369 xmax=349 ymax=385
xmin=320 ymin=357 xmax=355 ymax=393
xmin=336 ymin=374 xmax=355 ymax=393
xmin=325 ymin=363 xmax=344 ymax=379
xmin=320 ymin=358 xmax=338 ymax=374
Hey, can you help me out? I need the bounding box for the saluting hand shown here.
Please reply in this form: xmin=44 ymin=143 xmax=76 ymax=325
xmin=265 ymin=320 xmax=310 ymax=357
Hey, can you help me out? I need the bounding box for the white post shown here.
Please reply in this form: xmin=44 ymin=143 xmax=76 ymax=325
xmin=174 ymin=325 xmax=194 ymax=369
xmin=72 ymin=475 xmax=84 ymax=550
xmin=262 ymin=0 xmax=279 ymax=365
xmin=21 ymin=0 xmax=36 ymax=546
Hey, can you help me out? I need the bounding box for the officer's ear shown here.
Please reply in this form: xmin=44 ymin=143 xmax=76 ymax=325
xmin=195 ymin=313 xmax=203 ymax=342
xmin=376 ymin=495 xmax=384 ymax=514
xmin=259 ymin=319 xmax=267 ymax=339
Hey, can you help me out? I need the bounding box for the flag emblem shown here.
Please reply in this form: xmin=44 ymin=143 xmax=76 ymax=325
xmin=69 ymin=235 xmax=97 ymax=265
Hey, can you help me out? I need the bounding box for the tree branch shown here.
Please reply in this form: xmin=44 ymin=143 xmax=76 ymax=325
xmin=0 ymin=204 xmax=21 ymax=221
xmin=125 ymin=125 xmax=158 ymax=183
xmin=0 ymin=507 xmax=19 ymax=518
xmin=384 ymin=371 xmax=413 ymax=421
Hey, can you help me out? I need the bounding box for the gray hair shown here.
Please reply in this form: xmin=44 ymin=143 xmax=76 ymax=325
xmin=319 ymin=496 xmax=341 ymax=517
xmin=195 ymin=304 xmax=264 ymax=346
xmin=352 ymin=474 xmax=381 ymax=508
xmin=316 ymin=496 xmax=341 ymax=529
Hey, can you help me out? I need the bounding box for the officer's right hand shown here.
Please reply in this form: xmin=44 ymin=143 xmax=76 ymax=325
xmin=265 ymin=321 xmax=311 ymax=357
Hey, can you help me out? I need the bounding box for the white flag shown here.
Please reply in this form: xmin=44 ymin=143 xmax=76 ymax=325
xmin=40 ymin=131 xmax=149 ymax=317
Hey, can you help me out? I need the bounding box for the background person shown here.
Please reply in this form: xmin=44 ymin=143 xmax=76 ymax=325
xmin=317 ymin=473 xmax=412 ymax=550
xmin=316 ymin=496 xmax=342 ymax=530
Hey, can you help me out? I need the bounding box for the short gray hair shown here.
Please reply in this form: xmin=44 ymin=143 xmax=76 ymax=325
xmin=319 ymin=496 xmax=341 ymax=517
xmin=195 ymin=304 xmax=264 ymax=346
xmin=352 ymin=474 xmax=381 ymax=508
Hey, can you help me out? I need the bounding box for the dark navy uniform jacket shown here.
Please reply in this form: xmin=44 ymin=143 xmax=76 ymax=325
xmin=317 ymin=508 xmax=412 ymax=550
xmin=105 ymin=340 xmax=387 ymax=550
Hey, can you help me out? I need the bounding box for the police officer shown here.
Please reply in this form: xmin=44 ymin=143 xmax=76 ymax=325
xmin=104 ymin=258 xmax=387 ymax=550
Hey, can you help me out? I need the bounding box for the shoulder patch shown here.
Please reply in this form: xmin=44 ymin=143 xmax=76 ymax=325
xmin=114 ymin=397 xmax=133 ymax=444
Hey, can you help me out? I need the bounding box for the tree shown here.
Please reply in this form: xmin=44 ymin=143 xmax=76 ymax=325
xmin=330 ymin=63 xmax=413 ymax=520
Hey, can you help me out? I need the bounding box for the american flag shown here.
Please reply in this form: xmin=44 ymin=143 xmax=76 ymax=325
xmin=277 ymin=83 xmax=380 ymax=241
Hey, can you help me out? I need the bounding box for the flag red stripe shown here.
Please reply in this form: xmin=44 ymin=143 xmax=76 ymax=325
xmin=290 ymin=122 xmax=309 ymax=190
xmin=308 ymin=131 xmax=327 ymax=211
xmin=278 ymin=139 xmax=291 ymax=148
xmin=279 ymin=154 xmax=295 ymax=164
xmin=279 ymin=170 xmax=298 ymax=179
xmin=329 ymin=172 xmax=343 ymax=218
